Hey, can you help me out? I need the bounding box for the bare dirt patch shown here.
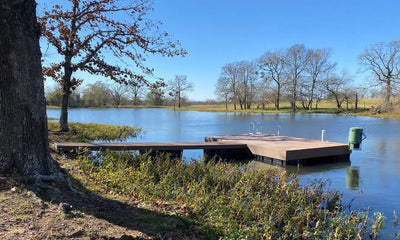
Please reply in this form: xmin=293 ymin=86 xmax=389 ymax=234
xmin=0 ymin=157 xmax=205 ymax=240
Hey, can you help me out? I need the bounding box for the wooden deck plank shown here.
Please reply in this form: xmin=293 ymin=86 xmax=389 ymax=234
xmin=205 ymin=134 xmax=350 ymax=162
xmin=54 ymin=141 xmax=248 ymax=152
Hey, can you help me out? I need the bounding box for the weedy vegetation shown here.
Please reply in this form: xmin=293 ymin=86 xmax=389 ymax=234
xmin=77 ymin=150 xmax=395 ymax=239
xmin=48 ymin=121 xmax=141 ymax=143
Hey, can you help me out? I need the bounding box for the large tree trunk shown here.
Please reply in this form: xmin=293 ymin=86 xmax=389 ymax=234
xmin=0 ymin=0 xmax=58 ymax=176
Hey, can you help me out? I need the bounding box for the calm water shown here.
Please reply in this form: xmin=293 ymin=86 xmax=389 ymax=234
xmin=48 ymin=108 xmax=400 ymax=237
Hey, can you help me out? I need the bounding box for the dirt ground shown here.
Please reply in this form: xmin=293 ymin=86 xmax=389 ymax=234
xmin=0 ymin=157 xmax=205 ymax=240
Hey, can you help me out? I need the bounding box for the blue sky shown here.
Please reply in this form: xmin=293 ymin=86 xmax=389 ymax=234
xmin=39 ymin=0 xmax=400 ymax=101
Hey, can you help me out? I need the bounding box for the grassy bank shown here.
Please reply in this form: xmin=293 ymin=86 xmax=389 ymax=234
xmin=171 ymin=99 xmax=378 ymax=114
xmin=172 ymin=98 xmax=400 ymax=119
xmin=48 ymin=121 xmax=141 ymax=142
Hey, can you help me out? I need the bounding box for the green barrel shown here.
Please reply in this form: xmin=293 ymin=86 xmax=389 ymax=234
xmin=348 ymin=127 xmax=363 ymax=150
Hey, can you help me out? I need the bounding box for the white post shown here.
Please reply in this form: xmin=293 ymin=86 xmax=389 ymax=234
xmin=321 ymin=130 xmax=326 ymax=141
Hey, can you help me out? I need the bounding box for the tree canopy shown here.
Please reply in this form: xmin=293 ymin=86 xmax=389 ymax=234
xmin=39 ymin=0 xmax=186 ymax=131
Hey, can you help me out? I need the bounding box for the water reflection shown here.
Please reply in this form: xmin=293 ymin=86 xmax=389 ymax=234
xmin=378 ymin=140 xmax=387 ymax=155
xmin=345 ymin=166 xmax=360 ymax=190
xmin=250 ymin=160 xmax=361 ymax=191
xmin=282 ymin=161 xmax=351 ymax=174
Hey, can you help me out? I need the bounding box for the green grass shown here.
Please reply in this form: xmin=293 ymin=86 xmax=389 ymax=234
xmin=170 ymin=99 xmax=375 ymax=114
xmin=76 ymin=150 xmax=392 ymax=239
xmin=48 ymin=122 xmax=141 ymax=143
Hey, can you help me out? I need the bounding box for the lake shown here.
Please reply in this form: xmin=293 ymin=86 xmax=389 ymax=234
xmin=48 ymin=108 xmax=400 ymax=237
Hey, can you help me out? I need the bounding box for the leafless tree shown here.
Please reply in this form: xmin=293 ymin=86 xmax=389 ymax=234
xmin=217 ymin=61 xmax=259 ymax=110
xmin=343 ymin=88 xmax=358 ymax=110
xmin=259 ymin=50 xmax=287 ymax=110
xmin=218 ymin=63 xmax=240 ymax=110
xmin=215 ymin=76 xmax=232 ymax=110
xmin=303 ymin=48 xmax=336 ymax=110
xmin=322 ymin=72 xmax=352 ymax=109
xmin=109 ymin=83 xmax=129 ymax=106
xmin=236 ymin=61 xmax=259 ymax=109
xmin=167 ymin=75 xmax=193 ymax=108
xmin=359 ymin=40 xmax=400 ymax=110
xmin=254 ymin=82 xmax=274 ymax=110
xmin=285 ymin=44 xmax=309 ymax=112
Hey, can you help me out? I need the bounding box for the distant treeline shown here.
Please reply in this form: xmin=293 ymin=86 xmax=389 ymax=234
xmin=46 ymin=81 xmax=195 ymax=108
xmin=215 ymin=44 xmax=362 ymax=112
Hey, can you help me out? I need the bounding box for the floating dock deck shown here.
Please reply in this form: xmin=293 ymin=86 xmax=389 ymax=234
xmin=205 ymin=134 xmax=351 ymax=165
xmin=55 ymin=134 xmax=351 ymax=165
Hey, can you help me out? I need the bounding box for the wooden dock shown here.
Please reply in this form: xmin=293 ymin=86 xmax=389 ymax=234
xmin=54 ymin=141 xmax=248 ymax=152
xmin=205 ymin=134 xmax=350 ymax=165
xmin=54 ymin=134 xmax=351 ymax=165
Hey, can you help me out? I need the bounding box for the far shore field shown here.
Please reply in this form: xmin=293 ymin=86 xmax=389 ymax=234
xmin=47 ymin=98 xmax=400 ymax=119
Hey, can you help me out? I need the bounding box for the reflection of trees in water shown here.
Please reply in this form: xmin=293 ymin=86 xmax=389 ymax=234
xmin=395 ymin=141 xmax=400 ymax=155
xmin=377 ymin=139 xmax=400 ymax=158
xmin=378 ymin=140 xmax=387 ymax=156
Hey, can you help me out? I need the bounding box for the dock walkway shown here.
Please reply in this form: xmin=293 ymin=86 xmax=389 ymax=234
xmin=54 ymin=141 xmax=247 ymax=152
xmin=55 ymin=134 xmax=351 ymax=165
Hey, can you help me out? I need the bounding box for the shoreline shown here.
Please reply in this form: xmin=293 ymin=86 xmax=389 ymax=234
xmin=46 ymin=104 xmax=400 ymax=120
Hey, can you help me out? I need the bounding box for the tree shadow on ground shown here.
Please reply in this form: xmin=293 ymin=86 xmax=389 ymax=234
xmin=23 ymin=170 xmax=215 ymax=239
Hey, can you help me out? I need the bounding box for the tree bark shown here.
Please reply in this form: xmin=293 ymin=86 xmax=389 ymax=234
xmin=275 ymin=84 xmax=281 ymax=111
xmin=60 ymin=53 xmax=73 ymax=132
xmin=0 ymin=0 xmax=58 ymax=176
xmin=60 ymin=92 xmax=70 ymax=132
xmin=291 ymin=82 xmax=297 ymax=112
xmin=334 ymin=95 xmax=342 ymax=109
xmin=225 ymin=95 xmax=228 ymax=110
xmin=384 ymin=80 xmax=391 ymax=109
xmin=355 ymin=93 xmax=358 ymax=110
